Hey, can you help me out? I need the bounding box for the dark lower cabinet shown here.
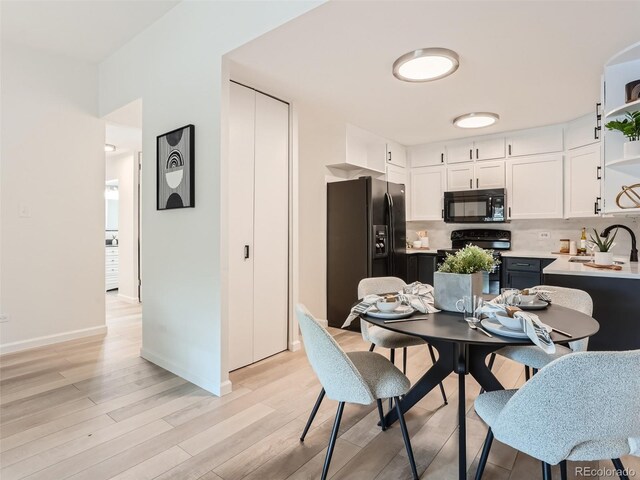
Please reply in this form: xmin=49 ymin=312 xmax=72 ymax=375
xmin=407 ymin=254 xmax=438 ymax=285
xmin=503 ymin=257 xmax=554 ymax=289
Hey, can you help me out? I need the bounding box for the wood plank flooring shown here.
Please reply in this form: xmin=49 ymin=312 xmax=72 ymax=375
xmin=1 ymin=294 xmax=637 ymax=479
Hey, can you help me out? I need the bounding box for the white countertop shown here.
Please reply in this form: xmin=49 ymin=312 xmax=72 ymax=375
xmin=543 ymin=255 xmax=640 ymax=280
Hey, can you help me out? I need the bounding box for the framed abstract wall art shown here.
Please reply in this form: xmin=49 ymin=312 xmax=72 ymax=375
xmin=157 ymin=124 xmax=195 ymax=210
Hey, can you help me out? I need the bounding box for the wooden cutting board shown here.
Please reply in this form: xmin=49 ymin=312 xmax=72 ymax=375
xmin=584 ymin=262 xmax=623 ymax=271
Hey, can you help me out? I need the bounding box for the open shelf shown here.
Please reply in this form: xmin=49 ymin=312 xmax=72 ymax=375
xmin=606 ymin=155 xmax=640 ymax=168
xmin=605 ymin=98 xmax=640 ymax=118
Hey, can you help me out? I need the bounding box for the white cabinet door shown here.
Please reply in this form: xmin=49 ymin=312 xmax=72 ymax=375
xmin=447 ymin=164 xmax=474 ymax=191
xmin=228 ymin=82 xmax=256 ymax=371
xmin=565 ymin=143 xmax=601 ymax=218
xmin=507 ymin=125 xmax=564 ymax=157
xmin=474 ymin=137 xmax=505 ymax=161
xmin=408 ymin=142 xmax=446 ymax=167
xmin=446 ymin=139 xmax=475 ymax=164
xmin=386 ymin=164 xmax=406 ymax=185
xmin=507 ymin=154 xmax=564 ymax=219
xmin=475 ymin=160 xmax=505 ymax=189
xmin=410 ymin=166 xmax=446 ymax=220
xmin=386 ymin=141 xmax=407 ymax=167
xmin=566 ymin=113 xmax=599 ymax=150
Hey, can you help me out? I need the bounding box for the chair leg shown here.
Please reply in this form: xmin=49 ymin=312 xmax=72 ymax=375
xmin=300 ymin=388 xmax=325 ymax=441
xmin=474 ymin=429 xmax=494 ymax=480
xmin=321 ymin=402 xmax=345 ymax=480
xmin=403 ymin=347 xmax=408 ymax=374
xmin=525 ymin=366 xmax=531 ymax=381
xmin=427 ymin=344 xmax=448 ymax=405
xmin=480 ymin=353 xmax=496 ymax=395
xmin=394 ymin=396 xmax=419 ymax=480
xmin=560 ymin=460 xmax=568 ymax=480
xmin=541 ymin=461 xmax=552 ymax=480
xmin=389 ymin=349 xmax=395 ymax=410
xmin=369 ymin=343 xmax=375 ymax=352
xmin=612 ymin=458 xmax=629 ymax=480
xmin=376 ymin=398 xmax=386 ymax=431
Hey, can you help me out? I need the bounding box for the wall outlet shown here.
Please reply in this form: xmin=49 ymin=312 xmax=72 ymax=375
xmin=0 ymin=314 xmax=9 ymax=323
xmin=538 ymin=232 xmax=551 ymax=240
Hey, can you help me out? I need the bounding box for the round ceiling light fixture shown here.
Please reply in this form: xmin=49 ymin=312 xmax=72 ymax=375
xmin=392 ymin=48 xmax=459 ymax=82
xmin=453 ymin=112 xmax=500 ymax=129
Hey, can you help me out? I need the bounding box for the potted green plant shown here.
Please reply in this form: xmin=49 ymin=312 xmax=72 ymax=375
xmin=589 ymin=228 xmax=618 ymax=266
xmin=434 ymin=245 xmax=499 ymax=312
xmin=605 ymin=111 xmax=640 ymax=158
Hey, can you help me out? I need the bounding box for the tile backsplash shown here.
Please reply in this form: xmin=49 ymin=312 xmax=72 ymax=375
xmin=408 ymin=217 xmax=639 ymax=256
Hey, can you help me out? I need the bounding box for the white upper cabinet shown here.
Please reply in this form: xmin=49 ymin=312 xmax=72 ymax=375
xmin=476 ymin=160 xmax=506 ymax=189
xmin=507 ymin=125 xmax=564 ymax=157
xmin=331 ymin=123 xmax=386 ymax=173
xmin=386 ymin=163 xmax=407 ymax=185
xmin=506 ymin=154 xmax=564 ymax=219
xmin=565 ymin=143 xmax=602 ymax=218
xmin=446 ymin=139 xmax=475 ymax=164
xmin=386 ymin=140 xmax=407 ymax=168
xmin=447 ymin=164 xmax=474 ymax=191
xmin=408 ymin=142 xmax=446 ymax=167
xmin=566 ymin=113 xmax=600 ymax=150
xmin=474 ymin=137 xmax=506 ymax=161
xmin=410 ymin=166 xmax=446 ymax=221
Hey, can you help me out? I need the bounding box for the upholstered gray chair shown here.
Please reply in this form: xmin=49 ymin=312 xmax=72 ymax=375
xmin=474 ymin=350 xmax=640 ymax=480
xmin=491 ymin=286 xmax=593 ymax=380
xmin=296 ymin=304 xmax=418 ymax=480
xmin=358 ymin=277 xmax=447 ymax=405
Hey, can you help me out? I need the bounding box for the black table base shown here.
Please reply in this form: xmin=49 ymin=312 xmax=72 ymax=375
xmin=383 ymin=340 xmax=507 ymax=480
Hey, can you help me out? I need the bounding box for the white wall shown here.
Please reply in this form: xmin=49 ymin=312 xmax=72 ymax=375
xmin=106 ymin=152 xmax=139 ymax=302
xmin=0 ymin=42 xmax=105 ymax=353
xmin=98 ymin=1 xmax=321 ymax=395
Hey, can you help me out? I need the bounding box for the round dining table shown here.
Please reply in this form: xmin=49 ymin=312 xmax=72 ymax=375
xmin=361 ymin=304 xmax=600 ymax=480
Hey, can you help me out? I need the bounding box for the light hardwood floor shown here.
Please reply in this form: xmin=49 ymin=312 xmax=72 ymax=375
xmin=0 ymin=295 xmax=637 ymax=479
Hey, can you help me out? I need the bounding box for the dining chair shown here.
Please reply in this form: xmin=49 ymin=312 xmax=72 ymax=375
xmin=296 ymin=304 xmax=419 ymax=480
xmin=474 ymin=350 xmax=640 ymax=480
xmin=358 ymin=276 xmax=447 ymax=405
xmin=490 ymin=286 xmax=593 ymax=380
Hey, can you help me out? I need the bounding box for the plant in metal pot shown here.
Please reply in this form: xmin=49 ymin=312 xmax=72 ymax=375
xmin=605 ymin=111 xmax=640 ymax=158
xmin=589 ymin=227 xmax=617 ymax=265
xmin=434 ymin=245 xmax=499 ymax=312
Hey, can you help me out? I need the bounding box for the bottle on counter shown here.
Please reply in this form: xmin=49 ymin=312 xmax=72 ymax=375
xmin=580 ymin=227 xmax=587 ymax=253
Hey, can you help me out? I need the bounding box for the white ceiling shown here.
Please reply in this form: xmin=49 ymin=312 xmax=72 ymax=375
xmin=1 ymin=0 xmax=180 ymax=63
xmin=227 ymin=1 xmax=640 ymax=145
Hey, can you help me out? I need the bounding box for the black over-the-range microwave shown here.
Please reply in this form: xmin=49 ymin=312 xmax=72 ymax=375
xmin=443 ymin=188 xmax=506 ymax=223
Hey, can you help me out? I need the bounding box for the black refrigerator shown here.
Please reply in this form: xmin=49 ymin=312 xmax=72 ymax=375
xmin=327 ymin=176 xmax=407 ymax=329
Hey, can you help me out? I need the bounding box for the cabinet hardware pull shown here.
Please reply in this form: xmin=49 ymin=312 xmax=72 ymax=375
xmin=476 ymin=178 xmax=479 ymax=188
xmin=388 ymin=152 xmax=392 ymax=162
xmin=441 ymin=209 xmax=444 ymax=219
xmin=594 ymin=126 xmax=600 ymax=140
xmin=595 ymin=103 xmax=602 ymax=139
xmin=514 ymin=263 xmax=531 ymax=267
xmin=244 ymin=245 xmax=250 ymax=259
xmin=469 ymin=179 xmax=472 ymax=189
xmin=596 ymin=165 xmax=602 ymax=180
xmin=594 ymin=196 xmax=602 ymax=214
xmin=469 ymin=149 xmax=472 ymax=160
xmin=508 ymin=206 xmax=512 ymax=218
xmin=595 ymin=102 xmax=601 ymax=120
xmin=476 ymin=148 xmax=479 ymax=159
xmin=508 ymin=144 xmax=512 ymax=156
xmin=441 ymin=153 xmax=444 ymax=163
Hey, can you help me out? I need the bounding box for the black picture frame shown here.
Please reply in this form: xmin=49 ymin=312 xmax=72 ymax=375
xmin=156 ymin=124 xmax=195 ymax=210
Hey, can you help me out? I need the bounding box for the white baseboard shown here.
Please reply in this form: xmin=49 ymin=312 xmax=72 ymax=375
xmin=117 ymin=293 xmax=140 ymax=304
xmin=317 ymin=318 xmax=328 ymax=328
xmin=0 ymin=325 xmax=108 ymax=355
xmin=288 ymin=339 xmax=301 ymax=352
xmin=140 ymin=347 xmax=231 ymax=397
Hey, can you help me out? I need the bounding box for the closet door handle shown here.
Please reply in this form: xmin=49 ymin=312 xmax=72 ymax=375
xmin=244 ymin=245 xmax=250 ymax=259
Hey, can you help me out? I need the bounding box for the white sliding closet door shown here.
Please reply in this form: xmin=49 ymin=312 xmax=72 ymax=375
xmin=253 ymin=92 xmax=289 ymax=363
xmin=228 ymin=82 xmax=289 ymax=371
xmin=228 ymin=82 xmax=256 ymax=371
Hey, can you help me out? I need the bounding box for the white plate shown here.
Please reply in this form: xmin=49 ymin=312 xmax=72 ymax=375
xmin=480 ymin=317 xmax=551 ymax=339
xmin=366 ymin=305 xmax=415 ymax=320
xmin=518 ymin=299 xmax=550 ymax=310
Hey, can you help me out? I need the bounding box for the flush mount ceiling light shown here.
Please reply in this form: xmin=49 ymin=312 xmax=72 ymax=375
xmin=104 ymin=144 xmax=116 ymax=152
xmin=453 ymin=112 xmax=500 ymax=129
xmin=392 ymin=48 xmax=459 ymax=82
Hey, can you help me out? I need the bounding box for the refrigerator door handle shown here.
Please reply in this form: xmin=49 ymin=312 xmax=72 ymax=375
xmin=385 ymin=192 xmax=395 ymax=273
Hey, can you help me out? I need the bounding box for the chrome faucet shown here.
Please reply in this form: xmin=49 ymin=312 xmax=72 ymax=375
xmin=600 ymin=224 xmax=638 ymax=262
